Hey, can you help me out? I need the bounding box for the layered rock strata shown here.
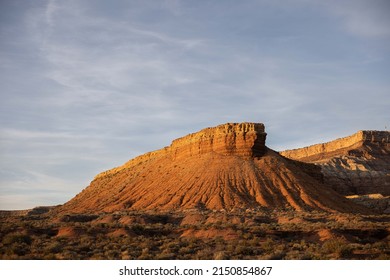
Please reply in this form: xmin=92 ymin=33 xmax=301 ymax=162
xmin=59 ymin=123 xmax=369 ymax=214
xmin=281 ymin=131 xmax=390 ymax=195
xmin=170 ymin=122 xmax=267 ymax=159
xmin=280 ymin=131 xmax=390 ymax=162
xmin=96 ymin=123 xmax=267 ymax=179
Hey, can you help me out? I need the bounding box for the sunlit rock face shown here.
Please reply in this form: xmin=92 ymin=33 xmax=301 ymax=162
xmin=57 ymin=123 xmax=370 ymax=214
xmin=170 ymin=123 xmax=267 ymax=159
xmin=281 ymin=131 xmax=390 ymax=195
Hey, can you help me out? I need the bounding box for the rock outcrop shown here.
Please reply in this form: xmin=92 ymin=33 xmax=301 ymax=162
xmin=58 ymin=123 xmax=369 ymax=214
xmin=95 ymin=123 xmax=267 ymax=179
xmin=280 ymin=130 xmax=390 ymax=195
xmin=170 ymin=122 xmax=267 ymax=159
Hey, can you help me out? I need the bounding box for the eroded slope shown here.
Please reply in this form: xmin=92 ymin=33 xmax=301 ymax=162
xmin=58 ymin=123 xmax=368 ymax=214
xmin=280 ymin=131 xmax=390 ymax=195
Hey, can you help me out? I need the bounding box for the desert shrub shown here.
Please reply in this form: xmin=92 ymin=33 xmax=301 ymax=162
xmin=5 ymin=243 xmax=30 ymax=256
xmin=261 ymin=238 xmax=276 ymax=252
xmin=234 ymin=244 xmax=255 ymax=256
xmin=137 ymin=247 xmax=152 ymax=259
xmin=159 ymin=240 xmax=180 ymax=254
xmin=40 ymin=253 xmax=56 ymax=260
xmin=265 ymin=249 xmax=286 ymax=260
xmin=178 ymin=244 xmax=196 ymax=256
xmin=376 ymin=253 xmax=390 ymax=260
xmin=214 ymin=251 xmax=229 ymax=260
xmin=321 ymin=238 xmax=352 ymax=259
xmin=337 ymin=246 xmax=353 ymax=258
xmin=250 ymin=226 xmax=267 ymax=237
xmin=244 ymin=236 xmax=261 ymax=247
xmin=290 ymin=240 xmax=308 ymax=251
xmin=2 ymin=233 xmax=32 ymax=245
xmin=104 ymin=249 xmax=120 ymax=259
xmin=1 ymin=210 xmax=388 ymax=260
xmin=300 ymin=253 xmax=315 ymax=260
xmin=156 ymin=249 xmax=176 ymax=260
xmin=61 ymin=250 xmax=80 ymax=259
xmin=194 ymin=246 xmax=214 ymax=259
xmin=372 ymin=241 xmax=389 ymax=251
xmin=147 ymin=214 xmax=171 ymax=224
xmin=59 ymin=214 xmax=98 ymax=223
xmin=46 ymin=241 xmax=63 ymax=254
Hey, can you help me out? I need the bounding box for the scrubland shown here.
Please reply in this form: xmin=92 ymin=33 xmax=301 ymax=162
xmin=1 ymin=209 xmax=388 ymax=260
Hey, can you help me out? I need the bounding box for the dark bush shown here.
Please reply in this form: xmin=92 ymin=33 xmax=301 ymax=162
xmin=3 ymin=234 xmax=32 ymax=245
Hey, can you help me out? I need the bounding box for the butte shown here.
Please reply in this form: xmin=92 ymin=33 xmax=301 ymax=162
xmin=58 ymin=123 xmax=370 ymax=214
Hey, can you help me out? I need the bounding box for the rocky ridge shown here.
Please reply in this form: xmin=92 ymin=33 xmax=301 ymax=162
xmin=95 ymin=123 xmax=267 ymax=179
xmin=280 ymin=130 xmax=390 ymax=196
xmin=58 ymin=123 xmax=369 ymax=214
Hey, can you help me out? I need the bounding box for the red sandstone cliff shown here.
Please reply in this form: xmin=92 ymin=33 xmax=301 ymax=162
xmin=58 ymin=123 xmax=369 ymax=214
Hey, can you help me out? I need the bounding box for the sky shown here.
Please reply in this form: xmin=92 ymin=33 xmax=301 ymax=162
xmin=0 ymin=0 xmax=389 ymax=210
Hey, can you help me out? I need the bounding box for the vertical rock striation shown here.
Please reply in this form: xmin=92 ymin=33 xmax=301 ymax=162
xmin=170 ymin=123 xmax=267 ymax=159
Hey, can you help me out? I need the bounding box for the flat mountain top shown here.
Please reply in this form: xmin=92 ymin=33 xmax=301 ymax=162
xmin=280 ymin=130 xmax=390 ymax=162
xmin=280 ymin=130 xmax=390 ymax=197
xmin=57 ymin=123 xmax=371 ymax=214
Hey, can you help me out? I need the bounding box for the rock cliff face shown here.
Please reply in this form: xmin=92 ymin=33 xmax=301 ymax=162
xmin=280 ymin=131 xmax=390 ymax=195
xmin=280 ymin=131 xmax=390 ymax=162
xmin=95 ymin=123 xmax=266 ymax=179
xmin=170 ymin=122 xmax=267 ymax=159
xmin=58 ymin=123 xmax=369 ymax=214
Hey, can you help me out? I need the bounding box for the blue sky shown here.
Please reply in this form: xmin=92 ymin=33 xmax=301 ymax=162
xmin=1 ymin=0 xmax=389 ymax=210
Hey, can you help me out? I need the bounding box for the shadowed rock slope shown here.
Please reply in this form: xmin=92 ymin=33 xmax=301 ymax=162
xmin=280 ymin=130 xmax=390 ymax=196
xmin=58 ymin=123 xmax=369 ymax=214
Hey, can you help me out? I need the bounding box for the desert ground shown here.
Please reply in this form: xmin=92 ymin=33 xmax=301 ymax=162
xmin=0 ymin=207 xmax=389 ymax=260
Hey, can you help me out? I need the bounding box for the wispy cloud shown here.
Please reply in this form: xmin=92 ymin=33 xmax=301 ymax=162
xmin=0 ymin=0 xmax=389 ymax=209
xmin=322 ymin=0 xmax=390 ymax=38
xmin=44 ymin=0 xmax=58 ymax=28
xmin=0 ymin=172 xmax=73 ymax=210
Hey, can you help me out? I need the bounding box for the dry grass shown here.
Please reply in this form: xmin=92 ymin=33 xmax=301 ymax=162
xmin=0 ymin=209 xmax=389 ymax=260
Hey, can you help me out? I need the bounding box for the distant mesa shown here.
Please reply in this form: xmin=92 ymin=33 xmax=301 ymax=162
xmin=57 ymin=122 xmax=381 ymax=214
xmin=280 ymin=130 xmax=390 ymax=196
